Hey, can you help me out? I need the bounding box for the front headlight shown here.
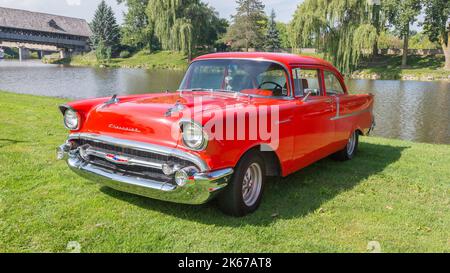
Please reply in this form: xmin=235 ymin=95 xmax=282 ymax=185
xmin=63 ymin=109 xmax=80 ymax=130
xmin=181 ymin=121 xmax=207 ymax=150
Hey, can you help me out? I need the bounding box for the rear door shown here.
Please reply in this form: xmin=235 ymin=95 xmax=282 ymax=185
xmin=323 ymin=69 xmax=370 ymax=143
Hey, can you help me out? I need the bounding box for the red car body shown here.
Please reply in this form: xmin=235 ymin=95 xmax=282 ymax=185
xmin=58 ymin=53 xmax=375 ymax=215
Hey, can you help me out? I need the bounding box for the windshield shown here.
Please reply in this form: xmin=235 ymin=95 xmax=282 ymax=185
xmin=179 ymin=59 xmax=290 ymax=97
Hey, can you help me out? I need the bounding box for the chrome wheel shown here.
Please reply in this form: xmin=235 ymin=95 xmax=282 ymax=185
xmin=242 ymin=163 xmax=263 ymax=207
xmin=347 ymin=131 xmax=357 ymax=155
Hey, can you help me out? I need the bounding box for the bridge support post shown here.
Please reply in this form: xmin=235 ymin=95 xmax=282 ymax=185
xmin=18 ymin=47 xmax=30 ymax=61
xmin=59 ymin=49 xmax=69 ymax=59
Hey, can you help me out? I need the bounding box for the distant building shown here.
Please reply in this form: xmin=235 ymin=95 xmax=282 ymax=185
xmin=0 ymin=7 xmax=92 ymax=59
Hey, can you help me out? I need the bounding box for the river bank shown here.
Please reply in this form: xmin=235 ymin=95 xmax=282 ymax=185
xmin=352 ymin=55 xmax=450 ymax=81
xmin=1 ymin=90 xmax=449 ymax=252
xmin=43 ymin=50 xmax=189 ymax=70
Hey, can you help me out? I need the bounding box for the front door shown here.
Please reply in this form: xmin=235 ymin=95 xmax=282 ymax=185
xmin=291 ymin=67 xmax=337 ymax=171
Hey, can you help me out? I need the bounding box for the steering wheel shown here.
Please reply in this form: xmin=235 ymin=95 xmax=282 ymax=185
xmin=258 ymin=81 xmax=284 ymax=94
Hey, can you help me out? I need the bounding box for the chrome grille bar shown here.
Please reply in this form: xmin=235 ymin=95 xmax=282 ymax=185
xmin=68 ymin=133 xmax=209 ymax=171
xmin=85 ymin=146 xmax=163 ymax=170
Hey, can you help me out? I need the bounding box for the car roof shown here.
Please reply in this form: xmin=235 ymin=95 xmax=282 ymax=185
xmin=193 ymin=52 xmax=338 ymax=71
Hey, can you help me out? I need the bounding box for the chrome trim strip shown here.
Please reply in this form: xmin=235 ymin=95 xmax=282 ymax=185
xmin=336 ymin=96 xmax=340 ymax=118
xmin=330 ymin=108 xmax=370 ymax=121
xmin=68 ymin=133 xmax=209 ymax=172
xmin=368 ymin=118 xmax=376 ymax=135
xmin=193 ymin=168 xmax=234 ymax=183
xmin=276 ymin=119 xmax=292 ymax=125
xmin=85 ymin=146 xmax=163 ymax=170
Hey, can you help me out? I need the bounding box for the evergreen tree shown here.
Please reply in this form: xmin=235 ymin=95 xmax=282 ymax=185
xmin=423 ymin=0 xmax=450 ymax=70
xmin=91 ymin=0 xmax=121 ymax=57
xmin=226 ymin=0 xmax=267 ymax=51
xmin=265 ymin=9 xmax=281 ymax=52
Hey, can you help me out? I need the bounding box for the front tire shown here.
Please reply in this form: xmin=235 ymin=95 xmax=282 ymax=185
xmin=332 ymin=130 xmax=359 ymax=161
xmin=218 ymin=151 xmax=266 ymax=217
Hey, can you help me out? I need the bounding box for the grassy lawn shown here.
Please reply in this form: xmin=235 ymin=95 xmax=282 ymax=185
xmin=44 ymin=50 xmax=188 ymax=70
xmin=354 ymin=55 xmax=450 ymax=80
xmin=1 ymin=90 xmax=449 ymax=253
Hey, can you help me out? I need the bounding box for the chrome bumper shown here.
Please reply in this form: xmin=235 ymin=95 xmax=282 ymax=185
xmin=57 ymin=141 xmax=233 ymax=205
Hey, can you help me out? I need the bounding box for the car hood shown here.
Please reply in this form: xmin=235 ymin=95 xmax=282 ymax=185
xmin=81 ymin=92 xmax=252 ymax=147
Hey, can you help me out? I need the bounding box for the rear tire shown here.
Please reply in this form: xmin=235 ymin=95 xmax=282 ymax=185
xmin=218 ymin=151 xmax=266 ymax=217
xmin=332 ymin=131 xmax=359 ymax=161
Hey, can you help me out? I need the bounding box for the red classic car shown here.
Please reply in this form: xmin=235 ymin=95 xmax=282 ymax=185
xmin=57 ymin=52 xmax=375 ymax=216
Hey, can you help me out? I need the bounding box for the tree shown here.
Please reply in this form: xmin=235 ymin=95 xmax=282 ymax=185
xmin=423 ymin=0 xmax=450 ymax=70
xmin=117 ymin=0 xmax=153 ymax=51
xmin=225 ymin=0 xmax=267 ymax=51
xmin=95 ymin=39 xmax=112 ymax=64
xmin=146 ymin=0 xmax=225 ymax=58
xmin=409 ymin=32 xmax=439 ymax=50
xmin=184 ymin=3 xmax=228 ymax=50
xmin=276 ymin=22 xmax=291 ymax=49
xmin=369 ymin=0 xmax=383 ymax=56
xmin=290 ymin=0 xmax=380 ymax=74
xmin=265 ymin=9 xmax=281 ymax=52
xmin=384 ymin=0 xmax=422 ymax=67
xmin=91 ymin=0 xmax=121 ymax=57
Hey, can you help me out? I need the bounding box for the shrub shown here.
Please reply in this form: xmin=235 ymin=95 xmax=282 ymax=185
xmin=120 ymin=51 xmax=131 ymax=59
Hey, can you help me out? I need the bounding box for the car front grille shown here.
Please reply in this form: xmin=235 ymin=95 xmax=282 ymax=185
xmin=78 ymin=139 xmax=193 ymax=167
xmin=74 ymin=139 xmax=195 ymax=184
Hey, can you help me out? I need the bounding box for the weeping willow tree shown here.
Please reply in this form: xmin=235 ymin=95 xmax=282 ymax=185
xmin=290 ymin=0 xmax=383 ymax=74
xmin=147 ymin=0 xmax=192 ymax=55
xmin=147 ymin=0 xmax=226 ymax=58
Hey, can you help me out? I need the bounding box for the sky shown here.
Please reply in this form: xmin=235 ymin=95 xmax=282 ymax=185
xmin=0 ymin=0 xmax=302 ymax=23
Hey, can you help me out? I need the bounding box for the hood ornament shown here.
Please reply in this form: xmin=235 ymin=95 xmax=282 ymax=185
xmin=165 ymin=100 xmax=185 ymax=117
xmin=102 ymin=94 xmax=120 ymax=108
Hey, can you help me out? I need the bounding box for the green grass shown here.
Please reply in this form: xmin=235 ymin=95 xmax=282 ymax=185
xmin=111 ymin=50 xmax=188 ymax=70
xmin=354 ymin=55 xmax=450 ymax=80
xmin=1 ymin=90 xmax=450 ymax=253
xmin=45 ymin=50 xmax=189 ymax=70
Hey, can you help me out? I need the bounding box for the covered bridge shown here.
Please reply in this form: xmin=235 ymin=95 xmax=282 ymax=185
xmin=0 ymin=7 xmax=92 ymax=60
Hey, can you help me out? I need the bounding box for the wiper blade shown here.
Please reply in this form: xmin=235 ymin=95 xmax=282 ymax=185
xmin=212 ymin=89 xmax=237 ymax=93
xmin=178 ymin=88 xmax=239 ymax=94
xmin=179 ymin=88 xmax=213 ymax=92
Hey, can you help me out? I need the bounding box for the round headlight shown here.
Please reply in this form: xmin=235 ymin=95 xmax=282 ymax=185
xmin=64 ymin=109 xmax=79 ymax=130
xmin=182 ymin=122 xmax=207 ymax=150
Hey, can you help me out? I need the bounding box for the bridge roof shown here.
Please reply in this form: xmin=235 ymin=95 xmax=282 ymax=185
xmin=0 ymin=7 xmax=92 ymax=37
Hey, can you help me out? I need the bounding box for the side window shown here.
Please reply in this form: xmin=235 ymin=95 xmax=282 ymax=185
xmin=324 ymin=71 xmax=345 ymax=95
xmin=292 ymin=68 xmax=323 ymax=97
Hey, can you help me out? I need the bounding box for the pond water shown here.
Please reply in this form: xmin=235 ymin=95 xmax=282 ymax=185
xmin=1 ymin=60 xmax=449 ymax=145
